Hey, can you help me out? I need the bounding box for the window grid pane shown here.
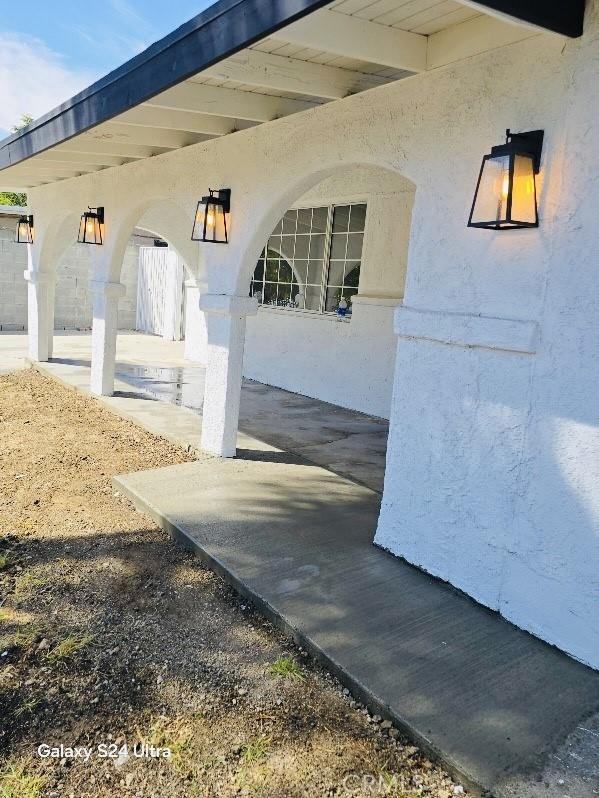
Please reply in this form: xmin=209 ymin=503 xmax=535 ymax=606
xmin=251 ymin=202 xmax=366 ymax=314
xmin=323 ymin=203 xmax=366 ymax=315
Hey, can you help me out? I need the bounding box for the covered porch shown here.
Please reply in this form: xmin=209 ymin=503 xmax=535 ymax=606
xmin=2 ymin=0 xmax=599 ymax=792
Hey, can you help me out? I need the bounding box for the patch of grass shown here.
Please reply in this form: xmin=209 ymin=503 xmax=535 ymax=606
xmin=0 ymin=666 xmax=18 ymax=689
xmin=0 ymin=553 xmax=9 ymax=571
xmin=0 ymin=607 xmax=33 ymax=626
xmin=46 ymin=634 xmax=93 ymax=662
xmin=13 ymin=572 xmax=48 ymax=599
xmin=13 ymin=698 xmax=41 ymax=718
xmin=267 ymin=656 xmax=305 ymax=681
xmin=11 ymin=625 xmax=41 ymax=651
xmin=145 ymin=716 xmax=197 ymax=778
xmin=240 ymin=735 xmax=270 ymax=764
xmin=0 ymin=609 xmax=40 ymax=653
xmin=0 ymin=762 xmax=47 ymax=798
xmin=234 ymin=764 xmax=272 ymax=794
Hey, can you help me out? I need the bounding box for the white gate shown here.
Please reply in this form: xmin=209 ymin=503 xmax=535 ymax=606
xmin=136 ymin=247 xmax=184 ymax=340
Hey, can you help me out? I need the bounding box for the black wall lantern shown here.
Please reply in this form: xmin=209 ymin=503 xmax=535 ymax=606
xmin=191 ymin=188 xmax=231 ymax=244
xmin=78 ymin=206 xmax=104 ymax=245
xmin=15 ymin=214 xmax=34 ymax=244
xmin=468 ymin=129 xmax=544 ymax=230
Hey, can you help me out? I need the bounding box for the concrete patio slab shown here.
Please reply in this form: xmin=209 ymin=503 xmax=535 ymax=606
xmin=114 ymin=456 xmax=599 ymax=798
xmin=18 ymin=332 xmax=388 ymax=491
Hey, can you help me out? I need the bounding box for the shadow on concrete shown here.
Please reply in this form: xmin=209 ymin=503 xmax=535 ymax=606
xmin=113 ymin=458 xmax=599 ymax=798
xmin=236 ymin=448 xmax=318 ymax=467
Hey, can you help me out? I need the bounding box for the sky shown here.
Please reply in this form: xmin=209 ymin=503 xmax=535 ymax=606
xmin=0 ymin=0 xmax=214 ymax=137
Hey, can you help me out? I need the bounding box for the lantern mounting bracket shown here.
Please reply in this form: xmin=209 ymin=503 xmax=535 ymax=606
xmin=89 ymin=206 xmax=105 ymax=224
xmin=202 ymin=188 xmax=231 ymax=213
xmin=494 ymin=129 xmax=544 ymax=174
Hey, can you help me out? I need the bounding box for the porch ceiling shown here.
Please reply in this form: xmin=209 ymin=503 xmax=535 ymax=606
xmin=0 ymin=0 xmax=585 ymax=191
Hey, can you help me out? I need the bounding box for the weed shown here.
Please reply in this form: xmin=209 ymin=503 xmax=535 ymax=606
xmin=46 ymin=634 xmax=93 ymax=662
xmin=0 ymin=553 xmax=9 ymax=571
xmin=0 ymin=666 xmax=17 ymax=689
xmin=377 ymin=771 xmax=412 ymax=797
xmin=13 ymin=698 xmax=41 ymax=718
xmin=240 ymin=735 xmax=270 ymax=764
xmin=0 ymin=762 xmax=46 ymax=798
xmin=145 ymin=716 xmax=197 ymax=777
xmin=267 ymin=656 xmax=305 ymax=681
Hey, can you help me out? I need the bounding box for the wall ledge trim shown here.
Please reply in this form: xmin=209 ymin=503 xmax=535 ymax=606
xmin=352 ymin=295 xmax=402 ymax=307
xmin=394 ymin=306 xmax=539 ymax=354
xmin=199 ymin=294 xmax=258 ymax=317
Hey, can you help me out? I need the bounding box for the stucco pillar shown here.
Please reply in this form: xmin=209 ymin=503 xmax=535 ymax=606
xmin=183 ymin=279 xmax=208 ymax=363
xmin=24 ymin=268 xmax=55 ymax=362
xmin=199 ymin=294 xmax=258 ymax=457
xmin=46 ymin=278 xmax=56 ymax=359
xmin=89 ymin=280 xmax=125 ymax=396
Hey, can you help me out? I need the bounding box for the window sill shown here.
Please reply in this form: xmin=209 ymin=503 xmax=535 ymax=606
xmin=256 ymin=306 xmax=351 ymax=323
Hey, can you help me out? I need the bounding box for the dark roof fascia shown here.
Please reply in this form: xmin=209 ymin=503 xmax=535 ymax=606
xmin=474 ymin=0 xmax=586 ymax=38
xmin=0 ymin=0 xmax=332 ymax=172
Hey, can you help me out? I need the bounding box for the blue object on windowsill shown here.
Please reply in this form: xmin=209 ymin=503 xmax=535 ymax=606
xmin=337 ymin=298 xmax=348 ymax=317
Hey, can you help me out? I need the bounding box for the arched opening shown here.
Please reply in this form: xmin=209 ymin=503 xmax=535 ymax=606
xmin=241 ymin=165 xmax=415 ymax=442
xmin=40 ymin=198 xmax=202 ymax=400
xmin=46 ymin=210 xmax=177 ymax=369
xmin=197 ymin=161 xmax=416 ymax=489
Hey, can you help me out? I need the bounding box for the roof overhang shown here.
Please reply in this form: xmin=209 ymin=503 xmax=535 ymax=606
xmin=0 ymin=0 xmax=586 ymax=189
xmin=461 ymin=1 xmax=586 ymax=38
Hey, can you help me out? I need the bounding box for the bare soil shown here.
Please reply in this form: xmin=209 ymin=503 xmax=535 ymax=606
xmin=0 ymin=369 xmax=463 ymax=798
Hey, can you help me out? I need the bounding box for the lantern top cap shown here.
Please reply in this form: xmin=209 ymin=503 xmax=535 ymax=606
xmin=490 ymin=129 xmax=544 ymax=174
xmin=201 ymin=188 xmax=231 ymax=213
xmin=84 ymin=206 xmax=104 ymax=223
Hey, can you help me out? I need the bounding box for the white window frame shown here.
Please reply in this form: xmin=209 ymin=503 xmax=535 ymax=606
xmin=251 ymin=202 xmax=367 ymax=316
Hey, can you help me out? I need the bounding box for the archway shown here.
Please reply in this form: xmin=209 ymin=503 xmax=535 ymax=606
xmin=198 ymin=161 xmax=416 ymax=482
xmin=240 ymin=164 xmax=416 ymax=424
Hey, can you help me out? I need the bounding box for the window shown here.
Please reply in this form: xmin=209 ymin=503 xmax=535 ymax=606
xmin=250 ymin=203 xmax=366 ymax=315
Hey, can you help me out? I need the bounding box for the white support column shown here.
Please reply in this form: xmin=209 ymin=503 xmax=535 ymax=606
xmin=183 ymin=279 xmax=208 ymax=363
xmin=46 ymin=278 xmax=56 ymax=359
xmin=89 ymin=280 xmax=126 ymax=396
xmin=199 ymin=294 xmax=258 ymax=457
xmin=24 ymin=268 xmax=55 ymax=362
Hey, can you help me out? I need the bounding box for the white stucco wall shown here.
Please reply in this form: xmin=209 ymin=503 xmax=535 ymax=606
xmin=24 ymin=4 xmax=599 ymax=669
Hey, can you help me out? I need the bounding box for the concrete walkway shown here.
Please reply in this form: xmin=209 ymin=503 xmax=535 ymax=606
xmin=2 ymin=331 xmax=388 ymax=491
xmin=4 ymin=332 xmax=599 ymax=796
xmin=115 ymin=458 xmax=599 ymax=798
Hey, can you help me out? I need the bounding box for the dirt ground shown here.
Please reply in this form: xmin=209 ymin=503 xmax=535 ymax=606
xmin=0 ymin=369 xmax=464 ymax=798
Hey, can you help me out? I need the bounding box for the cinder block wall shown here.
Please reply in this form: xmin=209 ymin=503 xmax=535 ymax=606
xmin=0 ymin=211 xmax=148 ymax=330
xmin=0 ymin=213 xmax=27 ymax=330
